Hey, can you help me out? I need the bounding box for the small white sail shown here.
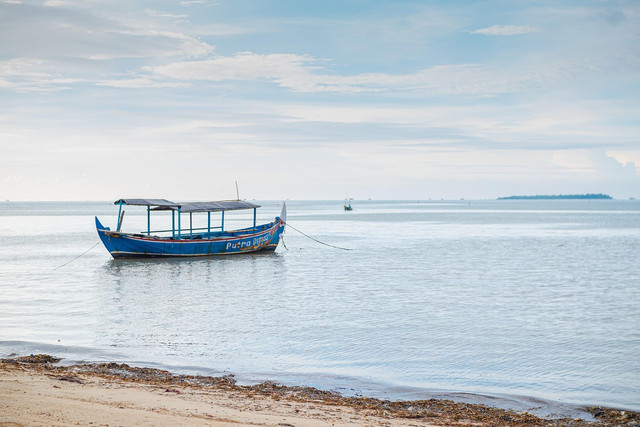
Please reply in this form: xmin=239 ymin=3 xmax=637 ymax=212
xmin=280 ymin=202 xmax=287 ymax=223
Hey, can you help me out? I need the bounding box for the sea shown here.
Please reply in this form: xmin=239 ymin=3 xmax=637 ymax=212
xmin=1 ymin=199 xmax=639 ymax=418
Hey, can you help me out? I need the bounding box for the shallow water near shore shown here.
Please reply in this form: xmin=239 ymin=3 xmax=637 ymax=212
xmin=1 ymin=199 xmax=639 ymax=416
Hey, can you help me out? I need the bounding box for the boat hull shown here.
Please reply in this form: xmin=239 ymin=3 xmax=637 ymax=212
xmin=95 ymin=217 xmax=285 ymax=258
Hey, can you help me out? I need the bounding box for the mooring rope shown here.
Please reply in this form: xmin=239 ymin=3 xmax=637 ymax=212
xmin=283 ymin=221 xmax=352 ymax=251
xmin=52 ymin=221 xmax=348 ymax=269
xmin=53 ymin=242 xmax=101 ymax=270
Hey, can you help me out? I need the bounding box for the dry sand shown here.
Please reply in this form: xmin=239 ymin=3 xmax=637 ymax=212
xmin=1 ymin=355 xmax=638 ymax=426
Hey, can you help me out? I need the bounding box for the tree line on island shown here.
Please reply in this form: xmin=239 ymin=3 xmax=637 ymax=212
xmin=498 ymin=193 xmax=612 ymax=200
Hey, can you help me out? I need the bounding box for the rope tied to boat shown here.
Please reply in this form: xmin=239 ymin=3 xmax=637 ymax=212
xmin=53 ymin=220 xmax=349 ymax=269
xmin=282 ymin=221 xmax=352 ymax=251
xmin=53 ymin=242 xmax=101 ymax=270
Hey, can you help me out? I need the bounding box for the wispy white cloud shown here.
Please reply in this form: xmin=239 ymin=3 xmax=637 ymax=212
xmin=194 ymin=22 xmax=276 ymax=36
xmin=0 ymin=58 xmax=81 ymax=92
xmin=180 ymin=0 xmax=218 ymax=6
xmin=0 ymin=2 xmax=213 ymax=61
xmin=146 ymin=52 xmax=589 ymax=96
xmin=43 ymin=0 xmax=71 ymax=6
xmin=95 ymin=76 xmax=189 ymax=89
xmin=470 ymin=24 xmax=539 ymax=35
xmin=150 ymin=52 xmax=340 ymax=91
xmin=144 ymin=9 xmax=188 ymax=20
xmin=85 ymin=29 xmax=213 ymax=60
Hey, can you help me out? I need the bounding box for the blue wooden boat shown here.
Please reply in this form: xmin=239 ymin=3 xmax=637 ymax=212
xmin=95 ymin=199 xmax=286 ymax=258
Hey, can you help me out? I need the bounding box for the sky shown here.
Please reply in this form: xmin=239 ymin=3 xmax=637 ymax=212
xmin=1 ymin=0 xmax=639 ymax=201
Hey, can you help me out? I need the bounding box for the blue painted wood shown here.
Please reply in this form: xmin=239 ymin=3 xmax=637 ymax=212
xmin=171 ymin=210 xmax=175 ymax=238
xmin=117 ymin=202 xmax=123 ymax=231
xmin=95 ymin=204 xmax=286 ymax=258
xmin=178 ymin=208 xmax=181 ymax=238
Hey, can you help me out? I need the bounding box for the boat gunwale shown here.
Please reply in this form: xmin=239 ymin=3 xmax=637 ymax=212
xmin=99 ymin=219 xmax=282 ymax=244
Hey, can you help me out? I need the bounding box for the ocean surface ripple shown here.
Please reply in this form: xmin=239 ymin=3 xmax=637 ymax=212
xmin=1 ymin=199 xmax=639 ymax=414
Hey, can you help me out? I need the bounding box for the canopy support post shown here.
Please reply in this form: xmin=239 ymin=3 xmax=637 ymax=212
xmin=207 ymin=212 xmax=211 ymax=234
xmin=221 ymin=211 xmax=225 ymax=232
xmin=117 ymin=202 xmax=123 ymax=231
xmin=171 ymin=210 xmax=175 ymax=238
xmin=178 ymin=208 xmax=181 ymax=238
xmin=147 ymin=206 xmax=151 ymax=236
xmin=253 ymin=208 xmax=257 ymax=227
xmin=189 ymin=213 xmax=193 ymax=236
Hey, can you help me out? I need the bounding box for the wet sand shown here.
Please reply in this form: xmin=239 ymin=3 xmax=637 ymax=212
xmin=1 ymin=355 xmax=638 ymax=426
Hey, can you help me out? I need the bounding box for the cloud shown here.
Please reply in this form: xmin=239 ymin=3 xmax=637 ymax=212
xmin=0 ymin=58 xmax=81 ymax=92
xmin=43 ymin=0 xmax=71 ymax=6
xmin=146 ymin=52 xmax=578 ymax=95
xmin=151 ymin=52 xmax=316 ymax=81
xmin=550 ymin=149 xmax=640 ymax=182
xmin=606 ymin=150 xmax=640 ymax=175
xmin=180 ymin=0 xmax=218 ymax=6
xmin=2 ymin=2 xmax=636 ymax=97
xmin=0 ymin=2 xmax=213 ymax=61
xmin=84 ymin=29 xmax=213 ymax=60
xmin=470 ymin=25 xmax=539 ymax=36
xmin=144 ymin=9 xmax=188 ymax=20
xmin=95 ymin=76 xmax=190 ymax=89
xmin=150 ymin=52 xmax=362 ymax=93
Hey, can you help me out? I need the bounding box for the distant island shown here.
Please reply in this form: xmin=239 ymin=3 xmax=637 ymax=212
xmin=498 ymin=193 xmax=612 ymax=200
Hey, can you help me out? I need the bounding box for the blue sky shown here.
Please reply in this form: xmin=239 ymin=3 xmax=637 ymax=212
xmin=1 ymin=0 xmax=639 ymax=200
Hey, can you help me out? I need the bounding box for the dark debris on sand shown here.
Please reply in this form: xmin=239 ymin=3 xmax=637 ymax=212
xmin=2 ymin=354 xmax=639 ymax=426
xmin=587 ymin=406 xmax=640 ymax=426
xmin=1 ymin=353 xmax=61 ymax=364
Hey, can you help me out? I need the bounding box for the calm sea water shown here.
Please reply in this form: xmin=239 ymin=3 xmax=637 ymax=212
xmin=1 ymin=200 xmax=639 ymax=414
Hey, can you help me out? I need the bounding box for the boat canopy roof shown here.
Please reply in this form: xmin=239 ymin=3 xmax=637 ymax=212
xmin=114 ymin=198 xmax=179 ymax=207
xmin=114 ymin=198 xmax=260 ymax=213
xmin=173 ymin=201 xmax=260 ymax=213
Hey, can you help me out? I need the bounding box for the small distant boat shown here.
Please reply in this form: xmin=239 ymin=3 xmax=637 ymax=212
xmin=344 ymin=195 xmax=353 ymax=211
xmin=96 ymin=199 xmax=286 ymax=258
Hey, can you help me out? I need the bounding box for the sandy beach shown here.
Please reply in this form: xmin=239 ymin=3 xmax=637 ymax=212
xmin=1 ymin=355 xmax=638 ymax=426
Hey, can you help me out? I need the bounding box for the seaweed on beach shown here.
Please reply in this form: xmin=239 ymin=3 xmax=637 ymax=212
xmin=238 ymin=387 xmax=581 ymax=426
xmin=2 ymin=355 xmax=639 ymax=426
xmin=70 ymin=361 xmax=238 ymax=388
xmin=69 ymin=363 xmax=640 ymax=426
xmin=587 ymin=406 xmax=640 ymax=426
xmin=1 ymin=354 xmax=61 ymax=364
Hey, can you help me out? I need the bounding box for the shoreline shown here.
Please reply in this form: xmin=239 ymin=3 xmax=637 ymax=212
xmin=1 ymin=355 xmax=638 ymax=426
